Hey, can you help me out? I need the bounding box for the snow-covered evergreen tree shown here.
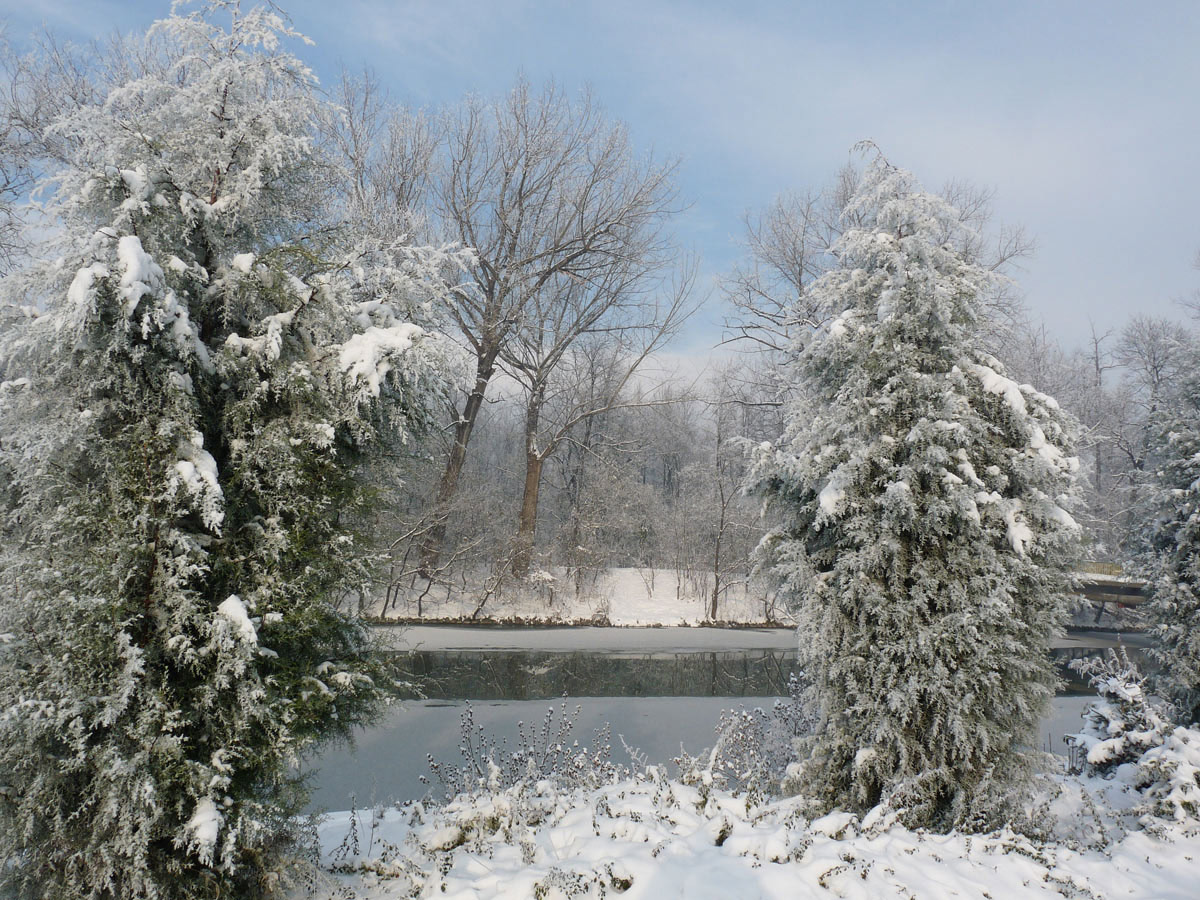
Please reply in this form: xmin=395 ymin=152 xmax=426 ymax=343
xmin=1067 ymin=648 xmax=1200 ymax=824
xmin=0 ymin=4 xmax=464 ymax=898
xmin=750 ymin=153 xmax=1082 ymax=830
xmin=1141 ymin=353 xmax=1200 ymax=725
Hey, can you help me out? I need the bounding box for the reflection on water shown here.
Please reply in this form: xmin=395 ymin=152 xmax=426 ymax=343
xmin=401 ymin=649 xmax=797 ymax=700
xmin=396 ymin=641 xmax=1152 ymax=702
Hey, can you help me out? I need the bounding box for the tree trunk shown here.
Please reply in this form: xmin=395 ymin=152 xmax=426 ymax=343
xmin=512 ymin=384 xmax=547 ymax=578
xmin=418 ymin=354 xmax=496 ymax=576
xmin=709 ymin=418 xmax=727 ymax=621
xmin=710 ymin=456 xmax=726 ymax=621
xmin=566 ymin=416 xmax=594 ymax=595
xmin=512 ymin=453 xmax=545 ymax=578
xmin=710 ymin=531 xmax=722 ymax=620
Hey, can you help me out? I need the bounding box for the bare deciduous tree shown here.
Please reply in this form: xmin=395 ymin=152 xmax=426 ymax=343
xmin=502 ymin=260 xmax=694 ymax=576
xmin=412 ymin=78 xmax=686 ymax=575
xmin=723 ymin=157 xmax=1033 ymax=365
xmin=0 ymin=31 xmax=107 ymax=278
xmin=703 ymin=363 xmax=760 ymax=620
xmin=722 ymin=188 xmax=840 ymax=355
xmin=319 ymin=67 xmax=438 ymax=239
xmin=1116 ymin=313 xmax=1191 ymax=415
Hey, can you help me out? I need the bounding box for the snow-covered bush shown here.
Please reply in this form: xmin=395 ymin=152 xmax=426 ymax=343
xmin=1066 ymin=647 xmax=1174 ymax=776
xmin=1136 ymin=726 xmax=1200 ymax=823
xmin=1066 ymin=648 xmax=1200 ymax=826
xmin=677 ymin=672 xmax=814 ymax=805
xmin=425 ymin=701 xmax=625 ymax=801
xmin=750 ymin=152 xmax=1082 ymax=831
xmin=0 ymin=4 xmax=465 ymax=898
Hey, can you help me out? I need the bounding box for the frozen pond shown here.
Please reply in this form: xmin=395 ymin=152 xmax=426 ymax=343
xmin=304 ymin=627 xmax=1150 ymax=812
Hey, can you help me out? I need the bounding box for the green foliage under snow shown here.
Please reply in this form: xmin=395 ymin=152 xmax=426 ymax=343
xmin=0 ymin=3 xmax=465 ymax=897
xmin=1141 ymin=362 xmax=1200 ymax=725
xmin=1066 ymin=648 xmax=1200 ymax=824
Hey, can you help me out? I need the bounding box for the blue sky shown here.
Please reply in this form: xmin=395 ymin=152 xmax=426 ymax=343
xmin=3 ymin=0 xmax=1198 ymax=354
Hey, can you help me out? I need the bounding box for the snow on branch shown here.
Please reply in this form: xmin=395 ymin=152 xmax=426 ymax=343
xmin=167 ymin=430 xmax=224 ymax=532
xmin=338 ymin=322 xmax=425 ymax=399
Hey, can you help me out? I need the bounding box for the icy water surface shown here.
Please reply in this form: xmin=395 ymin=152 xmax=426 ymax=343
xmin=304 ymin=628 xmax=1150 ymax=812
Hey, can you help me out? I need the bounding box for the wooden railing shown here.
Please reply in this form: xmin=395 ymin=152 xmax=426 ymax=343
xmin=1079 ymin=576 xmax=1146 ymax=607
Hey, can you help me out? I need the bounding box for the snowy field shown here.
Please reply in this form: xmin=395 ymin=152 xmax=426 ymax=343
xmin=304 ymin=773 xmax=1200 ymax=899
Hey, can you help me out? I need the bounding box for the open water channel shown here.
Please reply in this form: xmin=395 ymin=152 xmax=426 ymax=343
xmin=305 ymin=626 xmax=1152 ymax=813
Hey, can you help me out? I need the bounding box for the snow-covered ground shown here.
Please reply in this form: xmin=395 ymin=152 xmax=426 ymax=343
xmin=305 ymin=772 xmax=1199 ymax=899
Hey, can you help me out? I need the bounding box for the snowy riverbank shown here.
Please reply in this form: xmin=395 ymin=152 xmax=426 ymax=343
xmin=297 ymin=627 xmax=1142 ymax=811
xmin=374 ymin=568 xmax=786 ymax=626
xmin=291 ymin=628 xmax=1181 ymax=897
xmin=373 ymin=566 xmax=1147 ymax=632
